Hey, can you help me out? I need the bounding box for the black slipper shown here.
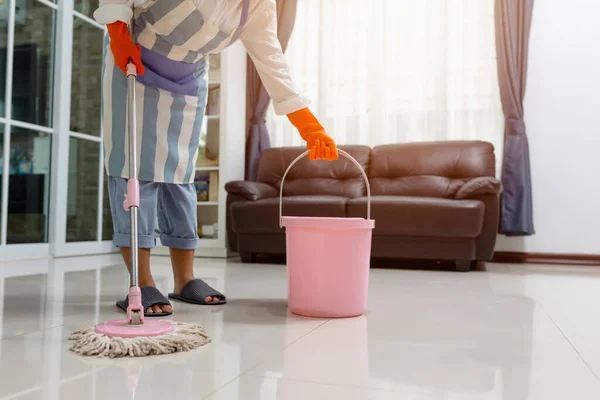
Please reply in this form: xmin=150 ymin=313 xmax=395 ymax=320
xmin=168 ymin=279 xmax=227 ymax=306
xmin=116 ymin=286 xmax=173 ymax=317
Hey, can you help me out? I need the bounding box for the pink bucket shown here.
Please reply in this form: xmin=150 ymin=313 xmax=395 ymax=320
xmin=280 ymin=150 xmax=375 ymax=318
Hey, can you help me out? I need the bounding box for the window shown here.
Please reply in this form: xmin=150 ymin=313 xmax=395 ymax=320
xmin=267 ymin=0 xmax=503 ymax=173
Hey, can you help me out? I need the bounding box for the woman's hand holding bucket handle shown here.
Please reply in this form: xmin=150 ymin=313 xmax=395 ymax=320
xmin=287 ymin=108 xmax=339 ymax=161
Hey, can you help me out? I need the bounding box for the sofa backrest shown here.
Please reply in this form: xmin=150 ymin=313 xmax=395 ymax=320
xmin=257 ymin=145 xmax=371 ymax=198
xmin=369 ymin=141 xmax=496 ymax=198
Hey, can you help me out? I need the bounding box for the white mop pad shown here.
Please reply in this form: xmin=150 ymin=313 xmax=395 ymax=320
xmin=69 ymin=322 xmax=210 ymax=358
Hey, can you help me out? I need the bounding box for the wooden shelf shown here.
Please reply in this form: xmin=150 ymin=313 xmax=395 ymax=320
xmin=197 ymin=238 xmax=220 ymax=247
xmin=197 ymin=201 xmax=218 ymax=206
xmin=195 ymin=166 xmax=219 ymax=172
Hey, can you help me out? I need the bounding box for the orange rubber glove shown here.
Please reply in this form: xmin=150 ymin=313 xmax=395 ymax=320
xmin=287 ymin=108 xmax=338 ymax=161
xmin=106 ymin=21 xmax=145 ymax=75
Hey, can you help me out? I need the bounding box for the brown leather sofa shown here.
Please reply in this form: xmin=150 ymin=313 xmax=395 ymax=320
xmin=226 ymin=141 xmax=501 ymax=271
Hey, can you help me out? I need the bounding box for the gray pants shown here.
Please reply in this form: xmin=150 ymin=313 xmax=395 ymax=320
xmin=108 ymin=176 xmax=198 ymax=250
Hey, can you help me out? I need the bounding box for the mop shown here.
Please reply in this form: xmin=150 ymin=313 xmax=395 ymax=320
xmin=69 ymin=62 xmax=210 ymax=358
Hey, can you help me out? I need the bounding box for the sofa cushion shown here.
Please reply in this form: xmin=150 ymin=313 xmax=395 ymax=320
xmin=369 ymin=141 xmax=496 ymax=197
xmin=347 ymin=196 xmax=485 ymax=238
xmin=256 ymin=145 xmax=371 ymax=198
xmin=225 ymin=181 xmax=279 ymax=201
xmin=231 ymin=196 xmax=348 ymax=234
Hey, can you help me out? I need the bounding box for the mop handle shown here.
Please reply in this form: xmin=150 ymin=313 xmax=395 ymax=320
xmin=279 ymin=149 xmax=371 ymax=228
xmin=124 ymin=62 xmax=140 ymax=288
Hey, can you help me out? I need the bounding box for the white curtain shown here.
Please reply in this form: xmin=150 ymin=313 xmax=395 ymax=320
xmin=267 ymin=0 xmax=504 ymax=174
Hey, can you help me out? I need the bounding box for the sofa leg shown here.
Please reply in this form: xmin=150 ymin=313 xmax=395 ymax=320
xmin=240 ymin=252 xmax=257 ymax=264
xmin=455 ymin=260 xmax=472 ymax=272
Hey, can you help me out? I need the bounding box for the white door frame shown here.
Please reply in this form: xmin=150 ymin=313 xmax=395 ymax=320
xmin=47 ymin=0 xmax=74 ymax=258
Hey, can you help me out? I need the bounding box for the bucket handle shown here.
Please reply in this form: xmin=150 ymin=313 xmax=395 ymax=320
xmin=279 ymin=149 xmax=371 ymax=227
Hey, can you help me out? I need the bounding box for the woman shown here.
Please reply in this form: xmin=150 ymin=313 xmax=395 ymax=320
xmin=94 ymin=0 xmax=338 ymax=315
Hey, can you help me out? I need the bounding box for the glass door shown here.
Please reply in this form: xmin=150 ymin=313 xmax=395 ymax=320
xmin=0 ymin=0 xmax=57 ymax=260
xmin=0 ymin=0 xmax=113 ymax=260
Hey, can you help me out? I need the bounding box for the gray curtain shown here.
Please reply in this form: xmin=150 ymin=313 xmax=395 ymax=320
xmin=245 ymin=0 xmax=298 ymax=180
xmin=495 ymin=0 xmax=535 ymax=236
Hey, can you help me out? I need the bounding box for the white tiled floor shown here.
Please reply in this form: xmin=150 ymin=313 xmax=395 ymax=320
xmin=1 ymin=255 xmax=600 ymax=399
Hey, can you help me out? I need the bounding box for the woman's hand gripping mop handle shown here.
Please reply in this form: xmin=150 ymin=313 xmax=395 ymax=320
xmin=122 ymin=61 xmax=144 ymax=326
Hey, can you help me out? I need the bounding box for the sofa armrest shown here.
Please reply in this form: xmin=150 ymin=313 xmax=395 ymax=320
xmin=455 ymin=177 xmax=502 ymax=200
xmin=225 ymin=181 xmax=279 ymax=201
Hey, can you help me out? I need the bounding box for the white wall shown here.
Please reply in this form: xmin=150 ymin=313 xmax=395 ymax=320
xmin=495 ymin=0 xmax=600 ymax=254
